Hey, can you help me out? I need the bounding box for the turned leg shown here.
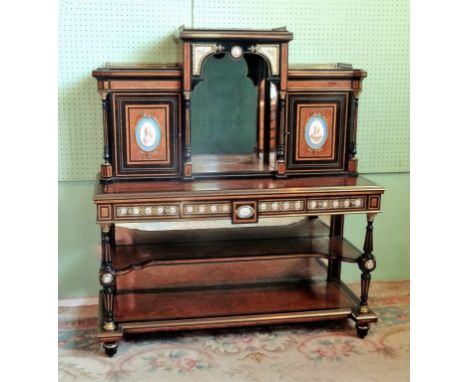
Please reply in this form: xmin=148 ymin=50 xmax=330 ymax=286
xmin=356 ymin=213 xmax=377 ymax=338
xmin=103 ymin=341 xmax=119 ymax=357
xmin=100 ymin=224 xmax=116 ymax=332
xmin=328 ymin=215 xmax=344 ymax=281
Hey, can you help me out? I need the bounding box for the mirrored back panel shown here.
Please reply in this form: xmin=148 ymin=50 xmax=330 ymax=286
xmin=191 ymin=53 xmax=277 ymax=176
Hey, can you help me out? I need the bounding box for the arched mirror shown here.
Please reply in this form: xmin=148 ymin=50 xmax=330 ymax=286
xmin=191 ymin=52 xmax=278 ymax=175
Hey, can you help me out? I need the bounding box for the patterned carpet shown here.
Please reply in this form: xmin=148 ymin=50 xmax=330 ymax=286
xmin=58 ymin=281 xmax=409 ymax=382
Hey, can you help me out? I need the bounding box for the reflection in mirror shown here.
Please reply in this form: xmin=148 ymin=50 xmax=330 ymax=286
xmin=191 ymin=53 xmax=276 ymax=175
xmin=269 ymin=82 xmax=278 ymax=165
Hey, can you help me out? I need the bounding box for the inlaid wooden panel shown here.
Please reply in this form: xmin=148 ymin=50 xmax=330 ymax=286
xmin=112 ymin=93 xmax=181 ymax=178
xmin=126 ymin=105 xmax=170 ymax=164
xmin=296 ymin=104 xmax=337 ymax=161
xmin=287 ymin=93 xmax=348 ymax=173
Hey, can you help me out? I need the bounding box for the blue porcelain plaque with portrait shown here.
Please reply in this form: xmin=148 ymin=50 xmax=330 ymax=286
xmin=305 ymin=116 xmax=328 ymax=149
xmin=135 ymin=117 xmax=161 ymax=152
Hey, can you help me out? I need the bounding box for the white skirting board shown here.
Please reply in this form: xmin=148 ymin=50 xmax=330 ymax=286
xmin=58 ymin=297 xmax=98 ymax=307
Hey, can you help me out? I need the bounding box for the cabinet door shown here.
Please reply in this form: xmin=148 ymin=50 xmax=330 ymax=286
xmin=286 ymin=93 xmax=348 ymax=174
xmin=112 ymin=93 xmax=181 ymax=178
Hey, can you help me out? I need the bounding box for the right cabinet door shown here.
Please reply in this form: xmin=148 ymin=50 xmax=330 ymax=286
xmin=286 ymin=93 xmax=349 ymax=174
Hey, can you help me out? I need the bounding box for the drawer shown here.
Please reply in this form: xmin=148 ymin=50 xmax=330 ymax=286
xmin=99 ymin=195 xmax=378 ymax=222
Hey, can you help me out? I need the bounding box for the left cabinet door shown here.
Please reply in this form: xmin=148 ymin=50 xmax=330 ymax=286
xmin=111 ymin=93 xmax=181 ymax=179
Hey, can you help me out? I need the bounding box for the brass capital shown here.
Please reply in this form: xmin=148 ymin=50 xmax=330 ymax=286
xmin=103 ymin=321 xmax=116 ymax=331
xmin=100 ymin=224 xmax=111 ymax=233
xmin=359 ymin=305 xmax=369 ymax=314
xmin=367 ymin=213 xmax=377 ymax=222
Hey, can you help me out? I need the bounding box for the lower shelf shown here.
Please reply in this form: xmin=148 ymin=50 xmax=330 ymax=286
xmin=115 ymin=280 xmax=355 ymax=323
xmin=98 ymin=259 xmax=377 ymax=343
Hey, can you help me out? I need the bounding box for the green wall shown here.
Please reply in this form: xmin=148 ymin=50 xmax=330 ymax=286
xmin=58 ymin=0 xmax=409 ymax=299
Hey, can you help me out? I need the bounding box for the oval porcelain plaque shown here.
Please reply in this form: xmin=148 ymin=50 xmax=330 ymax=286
xmin=237 ymin=205 xmax=254 ymax=219
xmin=305 ymin=116 xmax=328 ymax=149
xmin=135 ymin=117 xmax=161 ymax=152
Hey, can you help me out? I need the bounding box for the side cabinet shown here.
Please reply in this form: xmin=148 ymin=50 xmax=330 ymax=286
xmin=92 ymin=64 xmax=184 ymax=182
xmin=286 ymin=92 xmax=349 ymax=174
xmin=285 ymin=65 xmax=367 ymax=176
xmin=111 ymin=93 xmax=181 ymax=179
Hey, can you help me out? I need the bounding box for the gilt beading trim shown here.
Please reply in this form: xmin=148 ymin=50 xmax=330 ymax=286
xmin=307 ymin=197 xmax=365 ymax=211
xmin=116 ymin=205 xmax=179 ymax=217
xmin=182 ymin=203 xmax=231 ymax=216
xmin=258 ymin=200 xmax=305 ymax=213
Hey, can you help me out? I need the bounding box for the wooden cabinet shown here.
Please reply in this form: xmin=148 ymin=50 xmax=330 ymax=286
xmin=92 ymin=64 xmax=183 ymax=180
xmin=92 ymin=28 xmax=384 ymax=357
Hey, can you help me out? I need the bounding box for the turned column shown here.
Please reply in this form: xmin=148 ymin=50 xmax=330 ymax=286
xmin=100 ymin=223 xmax=116 ymax=331
xmin=328 ymin=215 xmax=344 ymax=281
xmin=183 ymin=90 xmax=193 ymax=179
xmin=98 ymin=89 xmax=112 ymax=181
xmin=275 ymin=43 xmax=288 ymax=176
xmin=358 ymin=213 xmax=377 ymax=314
xmin=347 ymin=79 xmax=363 ymax=175
xmin=276 ymin=90 xmax=286 ymax=175
xmin=182 ymin=40 xmax=193 ymax=179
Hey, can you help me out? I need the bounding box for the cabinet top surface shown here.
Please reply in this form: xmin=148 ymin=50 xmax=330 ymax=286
xmin=94 ymin=175 xmax=384 ymax=201
xmin=91 ymin=62 xmax=365 ymax=79
xmin=178 ymin=26 xmax=293 ymax=42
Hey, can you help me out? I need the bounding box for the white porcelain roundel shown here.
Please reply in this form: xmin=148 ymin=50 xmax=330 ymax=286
xmin=230 ymin=45 xmax=243 ymax=59
xmin=237 ymin=205 xmax=254 ymax=219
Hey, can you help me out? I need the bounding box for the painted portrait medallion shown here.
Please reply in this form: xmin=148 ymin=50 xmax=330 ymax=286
xmin=135 ymin=116 xmax=161 ymax=152
xmin=305 ymin=115 xmax=328 ymax=150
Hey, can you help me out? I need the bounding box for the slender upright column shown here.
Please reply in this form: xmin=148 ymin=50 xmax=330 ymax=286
xmin=276 ymin=91 xmax=286 ymax=174
xmin=99 ymin=89 xmax=112 ymax=181
xmin=328 ymin=215 xmax=344 ymax=280
xmin=183 ymin=90 xmax=193 ymax=178
xmin=347 ymin=96 xmax=358 ymax=174
xmin=182 ymin=41 xmax=193 ymax=179
xmin=358 ymin=213 xmax=377 ymax=314
xmin=347 ymin=80 xmax=363 ymax=175
xmin=100 ymin=223 xmax=116 ymax=331
xmin=276 ymin=42 xmax=288 ymax=176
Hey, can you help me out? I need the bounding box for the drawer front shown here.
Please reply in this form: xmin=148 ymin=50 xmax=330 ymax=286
xmin=112 ymin=93 xmax=181 ymax=178
xmin=286 ymin=93 xmax=348 ymax=173
xmin=101 ymin=195 xmax=378 ymax=222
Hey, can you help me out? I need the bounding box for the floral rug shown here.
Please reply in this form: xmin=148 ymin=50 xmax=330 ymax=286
xmin=58 ymin=281 xmax=409 ymax=382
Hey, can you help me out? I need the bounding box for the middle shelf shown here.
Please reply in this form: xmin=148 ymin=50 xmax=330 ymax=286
xmin=112 ymin=218 xmax=362 ymax=291
xmin=113 ymin=218 xmax=361 ymax=271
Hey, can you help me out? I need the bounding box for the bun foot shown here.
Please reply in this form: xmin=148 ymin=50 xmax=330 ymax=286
xmin=356 ymin=324 xmax=370 ymax=339
xmin=103 ymin=342 xmax=118 ymax=357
